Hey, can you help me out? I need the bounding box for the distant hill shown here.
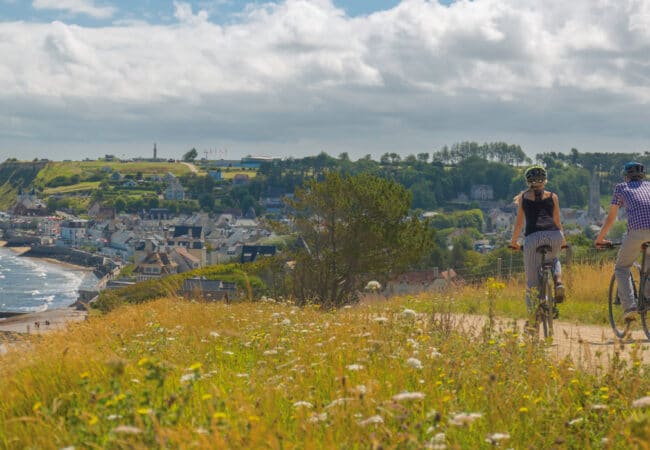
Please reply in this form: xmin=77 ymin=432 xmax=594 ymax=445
xmin=0 ymin=160 xmax=48 ymax=210
xmin=0 ymin=159 xmax=193 ymax=212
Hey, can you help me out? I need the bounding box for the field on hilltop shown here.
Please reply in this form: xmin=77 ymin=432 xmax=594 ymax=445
xmin=34 ymin=160 xmax=191 ymax=187
xmin=1 ymin=262 xmax=650 ymax=448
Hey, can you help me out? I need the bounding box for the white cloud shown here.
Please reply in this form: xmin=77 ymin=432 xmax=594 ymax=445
xmin=2 ymin=0 xmax=650 ymax=160
xmin=32 ymin=0 xmax=116 ymax=19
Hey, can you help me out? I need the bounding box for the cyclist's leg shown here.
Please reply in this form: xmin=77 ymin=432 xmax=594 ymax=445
xmin=615 ymin=230 xmax=646 ymax=313
xmin=523 ymin=232 xmax=544 ymax=311
xmin=546 ymin=230 xmax=565 ymax=301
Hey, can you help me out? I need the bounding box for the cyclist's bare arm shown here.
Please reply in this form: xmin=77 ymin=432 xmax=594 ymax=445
xmin=510 ymin=197 xmax=525 ymax=250
xmin=595 ymin=204 xmax=619 ymax=247
xmin=551 ymin=193 xmax=567 ymax=246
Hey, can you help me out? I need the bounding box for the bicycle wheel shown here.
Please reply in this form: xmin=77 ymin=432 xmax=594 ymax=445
xmin=639 ymin=278 xmax=650 ymax=339
xmin=540 ymin=269 xmax=554 ymax=338
xmin=608 ymin=272 xmax=638 ymax=339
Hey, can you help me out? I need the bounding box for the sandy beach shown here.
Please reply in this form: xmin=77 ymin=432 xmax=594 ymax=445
xmin=0 ymin=306 xmax=88 ymax=335
xmin=0 ymin=241 xmax=93 ymax=338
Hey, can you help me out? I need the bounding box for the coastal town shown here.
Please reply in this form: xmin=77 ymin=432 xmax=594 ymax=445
xmin=0 ymin=155 xmax=284 ymax=311
xmin=0 ymin=149 xmax=613 ymax=315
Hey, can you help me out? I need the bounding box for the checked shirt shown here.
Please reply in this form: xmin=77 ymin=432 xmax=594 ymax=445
xmin=611 ymin=180 xmax=650 ymax=230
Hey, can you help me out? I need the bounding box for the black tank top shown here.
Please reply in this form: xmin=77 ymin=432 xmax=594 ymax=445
xmin=523 ymin=190 xmax=559 ymax=236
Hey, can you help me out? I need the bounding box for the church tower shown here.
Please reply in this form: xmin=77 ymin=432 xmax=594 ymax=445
xmin=153 ymin=143 xmax=157 ymax=161
xmin=588 ymin=170 xmax=601 ymax=220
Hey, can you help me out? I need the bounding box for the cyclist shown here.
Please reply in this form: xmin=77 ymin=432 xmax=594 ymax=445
xmin=510 ymin=165 xmax=567 ymax=311
xmin=595 ymin=161 xmax=650 ymax=321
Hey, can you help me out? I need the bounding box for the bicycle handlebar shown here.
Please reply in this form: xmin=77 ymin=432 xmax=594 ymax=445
xmin=508 ymin=244 xmax=571 ymax=251
xmin=595 ymin=242 xmax=622 ymax=250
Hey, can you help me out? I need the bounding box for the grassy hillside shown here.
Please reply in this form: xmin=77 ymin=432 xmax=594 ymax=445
xmin=1 ymin=264 xmax=649 ymax=448
xmin=0 ymin=160 xmax=48 ymax=209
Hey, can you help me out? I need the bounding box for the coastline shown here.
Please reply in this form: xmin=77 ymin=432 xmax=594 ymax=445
xmin=0 ymin=241 xmax=94 ymax=271
xmin=0 ymin=244 xmax=95 ymax=334
xmin=0 ymin=306 xmax=87 ymax=335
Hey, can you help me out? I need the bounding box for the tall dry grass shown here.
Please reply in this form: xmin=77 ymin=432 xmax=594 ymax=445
xmin=0 ymin=286 xmax=649 ymax=449
xmin=444 ymin=262 xmax=617 ymax=325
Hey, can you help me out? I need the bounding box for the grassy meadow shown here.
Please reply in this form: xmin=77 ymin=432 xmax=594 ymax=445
xmin=1 ymin=264 xmax=650 ymax=448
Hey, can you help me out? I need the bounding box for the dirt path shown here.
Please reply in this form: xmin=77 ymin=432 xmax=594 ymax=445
xmin=456 ymin=313 xmax=650 ymax=370
xmin=181 ymin=161 xmax=198 ymax=173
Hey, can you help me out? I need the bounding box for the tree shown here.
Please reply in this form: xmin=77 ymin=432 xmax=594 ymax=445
xmin=183 ymin=148 xmax=198 ymax=162
xmin=288 ymin=172 xmax=434 ymax=307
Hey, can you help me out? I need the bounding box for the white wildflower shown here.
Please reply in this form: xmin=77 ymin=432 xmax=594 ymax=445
xmin=107 ymin=414 xmax=122 ymax=421
xmin=346 ymin=364 xmax=364 ymax=371
xmin=589 ymin=404 xmax=608 ymax=411
xmin=195 ymin=427 xmax=209 ymax=435
xmin=293 ymin=401 xmax=314 ymax=409
xmin=407 ymin=338 xmax=419 ymax=349
xmin=567 ymin=418 xmax=584 ymax=426
xmin=209 ymin=331 xmax=220 ymax=338
xmin=326 ymin=398 xmax=354 ymax=409
xmin=425 ymin=445 xmax=446 ymax=450
xmin=485 ymin=432 xmax=510 ymax=444
xmin=358 ymin=415 xmax=384 ymax=426
xmin=632 ymin=396 xmax=650 ymax=408
xmin=308 ymin=412 xmax=328 ymax=423
xmin=263 ymin=349 xmax=278 ymax=356
xmin=223 ymin=351 xmax=234 ymax=356
xmin=180 ymin=373 xmax=197 ymax=383
xmin=365 ymin=280 xmax=382 ymax=291
xmin=281 ymin=318 xmax=292 ymax=326
xmin=236 ymin=373 xmax=249 ymax=378
xmin=431 ymin=433 xmax=446 ymax=443
xmin=271 ymin=313 xmax=282 ymax=318
xmin=449 ymin=412 xmax=483 ymax=426
xmin=374 ymin=317 xmax=389 ymax=323
xmin=406 ymin=357 xmax=423 ymax=370
xmin=392 ymin=392 xmax=426 ymax=402
xmin=428 ymin=348 xmax=442 ymax=358
xmin=112 ymin=425 xmax=142 ymax=434
xmin=343 ymin=305 xmax=352 ymax=309
xmin=355 ymin=385 xmax=367 ymax=395
xmin=402 ymin=309 xmax=417 ymax=319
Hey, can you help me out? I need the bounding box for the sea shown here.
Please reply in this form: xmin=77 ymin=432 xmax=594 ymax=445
xmin=0 ymin=247 xmax=98 ymax=314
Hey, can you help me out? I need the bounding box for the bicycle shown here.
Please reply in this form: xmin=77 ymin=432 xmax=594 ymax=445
xmin=600 ymin=242 xmax=650 ymax=339
xmin=510 ymin=244 xmax=567 ymax=339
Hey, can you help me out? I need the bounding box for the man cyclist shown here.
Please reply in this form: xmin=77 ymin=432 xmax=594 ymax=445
xmin=511 ymin=165 xmax=566 ymax=312
xmin=595 ymin=161 xmax=650 ymax=321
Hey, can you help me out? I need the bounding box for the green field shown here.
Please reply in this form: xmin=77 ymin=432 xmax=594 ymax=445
xmin=35 ymin=161 xmax=191 ymax=186
xmin=44 ymin=181 xmax=102 ymax=195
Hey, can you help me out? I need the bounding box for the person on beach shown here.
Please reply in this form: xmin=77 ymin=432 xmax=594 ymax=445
xmin=510 ymin=165 xmax=567 ymax=312
xmin=595 ymin=162 xmax=650 ymax=321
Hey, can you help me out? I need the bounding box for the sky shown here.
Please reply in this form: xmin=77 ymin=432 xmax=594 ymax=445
xmin=1 ymin=0 xmax=650 ymax=162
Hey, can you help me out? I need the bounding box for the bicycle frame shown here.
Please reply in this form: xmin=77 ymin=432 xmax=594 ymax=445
xmin=510 ymin=243 xmax=565 ymax=339
xmin=533 ymin=246 xmax=556 ymax=338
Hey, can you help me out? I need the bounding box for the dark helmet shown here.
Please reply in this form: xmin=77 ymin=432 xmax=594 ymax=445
xmin=623 ymin=161 xmax=645 ymax=180
xmin=524 ymin=165 xmax=547 ymax=183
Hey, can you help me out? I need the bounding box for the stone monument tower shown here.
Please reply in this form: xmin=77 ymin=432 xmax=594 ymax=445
xmin=588 ymin=170 xmax=601 ymax=220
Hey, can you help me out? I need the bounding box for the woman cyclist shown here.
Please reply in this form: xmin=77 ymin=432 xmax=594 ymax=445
xmin=595 ymin=161 xmax=650 ymax=321
xmin=510 ymin=165 xmax=567 ymax=311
